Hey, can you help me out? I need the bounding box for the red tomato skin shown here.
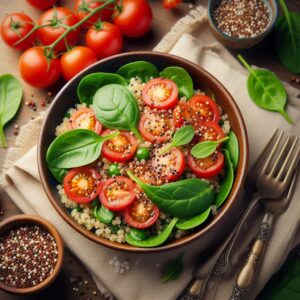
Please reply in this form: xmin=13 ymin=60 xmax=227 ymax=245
xmin=85 ymin=23 xmax=123 ymax=59
xmin=198 ymin=121 xmax=225 ymax=143
xmin=19 ymin=46 xmax=61 ymax=88
xmin=163 ymin=0 xmax=181 ymax=9
xmin=113 ymin=0 xmax=153 ymax=38
xmin=60 ymin=46 xmax=97 ymax=81
xmin=37 ymin=7 xmax=80 ymax=51
xmin=173 ymin=102 xmax=200 ymax=129
xmin=26 ymin=0 xmax=57 ymax=10
xmin=1 ymin=13 xmax=36 ymax=51
xmin=142 ymin=78 xmax=179 ymax=110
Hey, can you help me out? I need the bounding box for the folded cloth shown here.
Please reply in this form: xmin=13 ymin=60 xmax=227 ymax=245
xmin=2 ymin=5 xmax=300 ymax=300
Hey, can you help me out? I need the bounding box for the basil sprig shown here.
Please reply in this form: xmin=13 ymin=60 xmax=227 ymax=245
xmin=161 ymin=252 xmax=185 ymax=283
xmin=191 ymin=137 xmax=228 ymax=159
xmin=159 ymin=126 xmax=194 ymax=155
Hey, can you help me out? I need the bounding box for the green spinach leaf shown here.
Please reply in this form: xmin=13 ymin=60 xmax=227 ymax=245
xmin=49 ymin=167 xmax=67 ymax=183
xmin=176 ymin=207 xmax=211 ymax=230
xmin=161 ymin=252 xmax=185 ymax=283
xmin=160 ymin=66 xmax=194 ymax=99
xmin=77 ymin=72 xmax=127 ymax=105
xmin=275 ymin=0 xmax=300 ymax=74
xmin=93 ymin=205 xmax=114 ymax=224
xmin=159 ymin=125 xmax=194 ymax=155
xmin=215 ymin=149 xmax=234 ymax=208
xmin=128 ymin=228 xmax=149 ymax=241
xmin=191 ymin=137 xmax=228 ymax=159
xmin=225 ymin=131 xmax=239 ymax=171
xmin=127 ymin=171 xmax=215 ymax=218
xmin=93 ymin=84 xmax=142 ymax=140
xmin=0 ymin=74 xmax=22 ymax=148
xmin=125 ymin=217 xmax=178 ymax=247
xmin=238 ymin=54 xmax=293 ymax=124
xmin=117 ymin=61 xmax=159 ymax=82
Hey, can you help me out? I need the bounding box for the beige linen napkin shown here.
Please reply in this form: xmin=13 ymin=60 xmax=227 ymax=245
xmin=2 ymin=5 xmax=300 ymax=300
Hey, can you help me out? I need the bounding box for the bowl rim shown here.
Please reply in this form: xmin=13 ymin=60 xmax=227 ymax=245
xmin=38 ymin=51 xmax=249 ymax=253
xmin=0 ymin=214 xmax=64 ymax=294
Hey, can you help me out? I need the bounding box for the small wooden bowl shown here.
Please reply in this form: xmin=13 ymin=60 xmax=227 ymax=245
xmin=207 ymin=0 xmax=279 ymax=49
xmin=0 ymin=215 xmax=64 ymax=295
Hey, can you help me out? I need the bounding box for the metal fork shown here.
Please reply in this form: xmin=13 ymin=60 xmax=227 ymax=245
xmin=229 ymin=133 xmax=300 ymax=300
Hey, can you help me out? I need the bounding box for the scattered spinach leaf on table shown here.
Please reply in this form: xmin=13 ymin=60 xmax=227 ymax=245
xmin=117 ymin=61 xmax=159 ymax=82
xmin=127 ymin=171 xmax=215 ymax=218
xmin=225 ymin=131 xmax=239 ymax=171
xmin=0 ymin=74 xmax=22 ymax=148
xmin=275 ymin=0 xmax=300 ymax=74
xmin=191 ymin=137 xmax=228 ymax=159
xmin=160 ymin=66 xmax=194 ymax=99
xmin=77 ymin=72 xmax=127 ymax=105
xmin=176 ymin=207 xmax=211 ymax=230
xmin=93 ymin=84 xmax=143 ymax=141
xmin=161 ymin=252 xmax=185 ymax=283
xmin=238 ymin=54 xmax=293 ymax=124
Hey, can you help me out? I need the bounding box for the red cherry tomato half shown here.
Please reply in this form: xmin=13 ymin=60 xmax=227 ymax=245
xmin=152 ymin=148 xmax=185 ymax=182
xmin=138 ymin=111 xmax=175 ymax=144
xmin=99 ymin=176 xmax=136 ymax=211
xmin=173 ymin=102 xmax=200 ymax=129
xmin=68 ymin=108 xmax=102 ymax=134
xmin=124 ymin=195 xmax=159 ymax=229
xmin=142 ymin=78 xmax=179 ymax=110
xmin=198 ymin=121 xmax=225 ymax=143
xmin=163 ymin=0 xmax=182 ymax=9
xmin=101 ymin=130 xmax=138 ymax=163
xmin=113 ymin=0 xmax=153 ymax=38
xmin=187 ymin=151 xmax=224 ymax=179
xmin=63 ymin=167 xmax=101 ymax=203
xmin=85 ymin=22 xmax=123 ymax=59
xmin=26 ymin=0 xmax=57 ymax=10
xmin=37 ymin=7 xmax=80 ymax=51
xmin=189 ymin=95 xmax=220 ymax=123
xmin=60 ymin=46 xmax=97 ymax=81
xmin=19 ymin=46 xmax=61 ymax=88
xmin=1 ymin=13 xmax=36 ymax=51
xmin=74 ymin=0 xmax=113 ymax=29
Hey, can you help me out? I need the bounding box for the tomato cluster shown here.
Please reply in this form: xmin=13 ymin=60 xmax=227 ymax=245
xmin=1 ymin=0 xmax=153 ymax=88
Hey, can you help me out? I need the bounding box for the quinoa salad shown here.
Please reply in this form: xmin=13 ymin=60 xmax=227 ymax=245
xmin=46 ymin=61 xmax=239 ymax=248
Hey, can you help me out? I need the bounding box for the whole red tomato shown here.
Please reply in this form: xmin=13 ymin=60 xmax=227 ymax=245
xmin=163 ymin=0 xmax=182 ymax=9
xmin=37 ymin=7 xmax=80 ymax=51
xmin=19 ymin=46 xmax=61 ymax=88
xmin=1 ymin=13 xmax=36 ymax=51
xmin=113 ymin=0 xmax=152 ymax=38
xmin=26 ymin=0 xmax=57 ymax=10
xmin=74 ymin=0 xmax=113 ymax=29
xmin=85 ymin=22 xmax=123 ymax=59
xmin=60 ymin=46 xmax=97 ymax=81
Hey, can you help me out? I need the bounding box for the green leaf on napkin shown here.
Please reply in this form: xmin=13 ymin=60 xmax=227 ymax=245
xmin=161 ymin=252 xmax=185 ymax=283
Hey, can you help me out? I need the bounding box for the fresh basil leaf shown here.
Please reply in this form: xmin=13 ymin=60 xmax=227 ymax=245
xmin=93 ymin=84 xmax=142 ymax=140
xmin=125 ymin=217 xmax=178 ymax=247
xmin=215 ymin=149 xmax=234 ymax=208
xmin=160 ymin=66 xmax=194 ymax=99
xmin=275 ymin=0 xmax=300 ymax=74
xmin=161 ymin=252 xmax=184 ymax=283
xmin=0 ymin=74 xmax=22 ymax=148
xmin=176 ymin=207 xmax=211 ymax=230
xmin=159 ymin=126 xmax=194 ymax=155
xmin=238 ymin=55 xmax=293 ymax=124
xmin=127 ymin=171 xmax=215 ymax=218
xmin=77 ymin=72 xmax=127 ymax=105
xmin=225 ymin=131 xmax=239 ymax=171
xmin=117 ymin=61 xmax=159 ymax=82
xmin=191 ymin=137 xmax=228 ymax=159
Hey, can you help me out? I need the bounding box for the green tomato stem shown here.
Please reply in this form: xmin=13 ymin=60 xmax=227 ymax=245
xmin=130 ymin=126 xmax=144 ymax=142
xmin=279 ymin=110 xmax=294 ymax=125
xmin=0 ymin=126 xmax=7 ymax=148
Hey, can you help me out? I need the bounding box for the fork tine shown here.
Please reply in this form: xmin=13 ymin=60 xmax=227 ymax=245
xmin=261 ymin=130 xmax=284 ymax=174
xmin=276 ymin=136 xmax=299 ymax=180
xmin=282 ymin=144 xmax=300 ymax=186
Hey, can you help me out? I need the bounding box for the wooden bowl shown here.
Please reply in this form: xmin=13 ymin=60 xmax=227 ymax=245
xmin=38 ymin=51 xmax=248 ymax=253
xmin=207 ymin=0 xmax=279 ymax=49
xmin=0 ymin=215 xmax=64 ymax=294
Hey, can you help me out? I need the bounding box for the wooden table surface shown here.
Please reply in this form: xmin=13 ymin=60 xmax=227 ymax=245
xmin=0 ymin=0 xmax=299 ymax=299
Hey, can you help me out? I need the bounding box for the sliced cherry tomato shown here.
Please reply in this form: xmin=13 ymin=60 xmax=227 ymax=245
xmin=198 ymin=121 xmax=225 ymax=143
xmin=163 ymin=0 xmax=182 ymax=9
xmin=102 ymin=130 xmax=138 ymax=163
xmin=99 ymin=176 xmax=136 ymax=211
xmin=173 ymin=102 xmax=200 ymax=129
xmin=138 ymin=111 xmax=174 ymax=144
xmin=187 ymin=151 xmax=224 ymax=179
xmin=63 ymin=167 xmax=101 ymax=203
xmin=142 ymin=78 xmax=179 ymax=109
xmin=37 ymin=7 xmax=80 ymax=51
xmin=26 ymin=0 xmax=57 ymax=10
xmin=124 ymin=194 xmax=159 ymax=229
xmin=152 ymin=148 xmax=185 ymax=182
xmin=189 ymin=95 xmax=220 ymax=123
xmin=68 ymin=108 xmax=102 ymax=134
